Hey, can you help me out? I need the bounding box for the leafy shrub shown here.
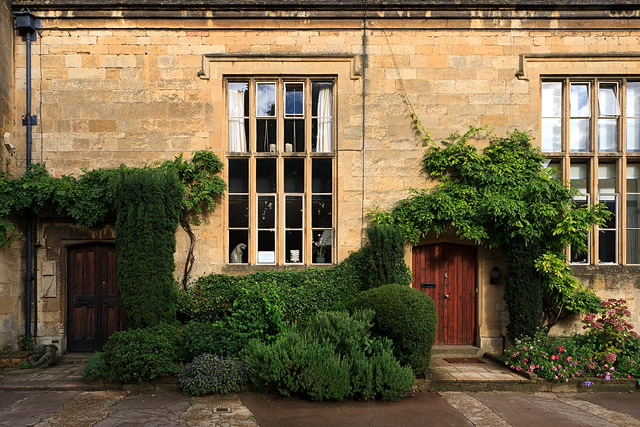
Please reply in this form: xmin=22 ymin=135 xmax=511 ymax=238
xmin=177 ymin=267 xmax=363 ymax=355
xmin=360 ymin=225 xmax=412 ymax=290
xmin=582 ymin=298 xmax=638 ymax=359
xmin=351 ymin=284 xmax=437 ymax=376
xmin=183 ymin=320 xmax=244 ymax=359
xmin=243 ymin=310 xmax=414 ymax=401
xmin=177 ymin=353 xmax=248 ymax=396
xmin=83 ymin=352 xmax=114 ymax=382
xmin=503 ymin=331 xmax=590 ymax=382
xmin=504 ymin=239 xmax=544 ymax=343
xmin=103 ymin=323 xmax=182 ymax=382
xmin=115 ymin=167 xmax=183 ymax=328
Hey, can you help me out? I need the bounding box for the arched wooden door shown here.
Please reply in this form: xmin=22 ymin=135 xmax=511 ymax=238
xmin=67 ymin=244 xmax=124 ymax=352
xmin=412 ymin=243 xmax=477 ymax=345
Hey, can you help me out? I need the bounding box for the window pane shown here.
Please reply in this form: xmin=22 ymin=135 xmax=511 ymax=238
xmin=257 ymin=195 xmax=275 ymax=228
xmin=312 ymin=229 xmax=332 ymax=263
xmin=627 ymin=229 xmax=640 ymax=264
xmin=627 ymin=118 xmax=640 ymax=152
xmin=627 ymin=82 xmax=640 ymax=117
xmin=312 ymin=82 xmax=334 ymax=117
xmin=256 ymin=159 xmax=276 ymax=193
xmin=571 ymin=197 xmax=589 ymax=264
xmin=570 ymin=83 xmax=590 ymax=117
xmin=541 ymin=118 xmax=561 ymax=152
xmin=257 ymin=230 xmax=275 ymax=263
xmin=598 ymin=83 xmax=620 ymax=116
xmin=627 ymin=194 xmax=640 ymax=228
xmin=228 ymin=195 xmax=249 ymax=228
xmin=312 ymin=195 xmax=332 ymax=228
xmin=598 ymin=118 xmax=617 ymax=152
xmin=598 ymin=230 xmax=616 ymax=263
xmin=570 ymin=163 xmax=589 ymax=194
xmin=570 ymin=119 xmax=589 ymax=152
xmin=228 ymin=82 xmax=249 ymax=152
xmin=285 ymin=83 xmax=304 ymax=116
xmin=544 ymin=159 xmax=561 ymax=179
xmin=228 ymin=82 xmax=249 ymax=116
xmin=286 ymin=231 xmax=303 ymax=263
xmin=598 ymin=164 xmax=616 ymax=194
xmin=257 ymin=83 xmax=276 ymax=117
xmin=256 ymin=119 xmax=277 ymax=152
xmin=284 ymin=119 xmax=305 ymax=152
xmin=229 ymin=230 xmax=248 ymax=264
xmin=312 ymin=82 xmax=333 ymax=153
xmin=228 ymin=159 xmax=248 ymax=193
xmin=286 ymin=195 xmax=303 ymax=229
xmin=312 ymin=159 xmax=332 ymax=193
xmin=627 ymin=164 xmax=640 ymax=192
xmin=284 ymin=159 xmax=304 ymax=193
xmin=599 ymin=195 xmax=617 ymax=229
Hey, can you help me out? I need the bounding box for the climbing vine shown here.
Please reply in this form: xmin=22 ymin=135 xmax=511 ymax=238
xmin=371 ymin=126 xmax=610 ymax=327
xmin=0 ymin=151 xmax=225 ymax=287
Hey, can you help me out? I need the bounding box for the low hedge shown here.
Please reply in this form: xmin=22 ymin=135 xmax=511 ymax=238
xmin=243 ymin=310 xmax=415 ymax=401
xmin=351 ymin=284 xmax=437 ymax=376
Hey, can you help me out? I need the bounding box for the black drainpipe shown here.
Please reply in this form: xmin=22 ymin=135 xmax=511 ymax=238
xmin=14 ymin=10 xmax=41 ymax=342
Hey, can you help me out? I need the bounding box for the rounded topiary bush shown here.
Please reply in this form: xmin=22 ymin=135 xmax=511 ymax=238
xmin=351 ymin=284 xmax=437 ymax=376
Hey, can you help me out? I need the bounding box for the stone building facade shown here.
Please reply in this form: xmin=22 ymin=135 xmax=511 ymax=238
xmin=1 ymin=0 xmax=640 ymax=353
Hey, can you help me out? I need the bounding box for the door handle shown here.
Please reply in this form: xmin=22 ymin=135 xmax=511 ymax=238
xmin=444 ymin=294 xmax=450 ymax=299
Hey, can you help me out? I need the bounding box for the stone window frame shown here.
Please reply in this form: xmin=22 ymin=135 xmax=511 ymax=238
xmin=541 ymin=76 xmax=640 ymax=266
xmin=225 ymin=76 xmax=336 ymax=266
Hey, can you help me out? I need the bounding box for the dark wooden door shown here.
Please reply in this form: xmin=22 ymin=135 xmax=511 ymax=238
xmin=412 ymin=243 xmax=477 ymax=345
xmin=67 ymin=244 xmax=124 ymax=352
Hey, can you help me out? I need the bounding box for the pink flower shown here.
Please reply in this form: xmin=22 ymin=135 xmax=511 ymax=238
xmin=516 ymin=366 xmax=522 ymax=371
xmin=554 ymin=376 xmax=559 ymax=380
xmin=567 ymin=356 xmax=572 ymax=362
xmin=530 ymin=365 xmax=535 ymax=371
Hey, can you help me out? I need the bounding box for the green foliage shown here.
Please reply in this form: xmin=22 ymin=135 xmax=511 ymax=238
xmin=582 ymin=299 xmax=639 ymax=359
xmin=83 ymin=352 xmax=115 ymax=382
xmin=114 ymin=167 xmax=183 ymax=328
xmin=103 ymin=323 xmax=182 ymax=382
xmin=350 ymin=284 xmax=437 ymax=376
xmin=0 ymin=151 xmax=225 ymax=246
xmin=371 ymin=127 xmax=610 ymax=320
xmin=243 ymin=310 xmax=414 ymax=401
xmin=504 ymin=239 xmax=544 ymax=342
xmin=177 ymin=353 xmax=248 ymax=396
xmin=161 ymin=151 xmax=226 ymax=225
xmin=352 ymin=225 xmax=412 ymax=291
xmin=19 ymin=335 xmax=35 ymax=352
xmin=179 ymin=267 xmax=361 ymax=326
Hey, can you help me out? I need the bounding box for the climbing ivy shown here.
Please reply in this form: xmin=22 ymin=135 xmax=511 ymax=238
xmin=371 ymin=126 xmax=609 ymax=324
xmin=0 ymin=151 xmax=225 ymax=286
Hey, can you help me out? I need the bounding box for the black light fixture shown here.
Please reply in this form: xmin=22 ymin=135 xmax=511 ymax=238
xmin=490 ymin=266 xmax=501 ymax=284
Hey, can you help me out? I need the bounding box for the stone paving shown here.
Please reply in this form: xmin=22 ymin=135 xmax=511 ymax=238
xmin=1 ymin=352 xmax=640 ymax=426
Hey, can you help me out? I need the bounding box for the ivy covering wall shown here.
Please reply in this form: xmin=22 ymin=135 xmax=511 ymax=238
xmin=114 ymin=167 xmax=183 ymax=328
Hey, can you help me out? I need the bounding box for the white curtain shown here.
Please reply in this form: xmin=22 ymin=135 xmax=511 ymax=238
xmin=228 ymin=90 xmax=247 ymax=152
xmin=316 ymin=87 xmax=333 ymax=153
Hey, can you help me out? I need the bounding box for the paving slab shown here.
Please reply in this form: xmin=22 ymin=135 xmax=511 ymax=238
xmin=576 ymin=392 xmax=640 ymax=419
xmin=0 ymin=391 xmax=79 ymax=426
xmin=469 ymin=391 xmax=619 ymax=427
xmin=94 ymin=391 xmax=190 ymax=427
xmin=239 ymin=390 xmax=473 ymax=427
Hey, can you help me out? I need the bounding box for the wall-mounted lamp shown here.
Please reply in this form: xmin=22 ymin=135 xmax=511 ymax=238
xmin=5 ymin=143 xmax=15 ymax=150
xmin=490 ymin=266 xmax=501 ymax=284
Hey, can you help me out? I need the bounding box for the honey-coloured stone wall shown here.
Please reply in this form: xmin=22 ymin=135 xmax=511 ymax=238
xmin=3 ymin=4 xmax=640 ymax=351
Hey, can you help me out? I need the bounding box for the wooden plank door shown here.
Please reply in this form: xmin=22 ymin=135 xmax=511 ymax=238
xmin=412 ymin=243 xmax=477 ymax=345
xmin=67 ymin=244 xmax=124 ymax=352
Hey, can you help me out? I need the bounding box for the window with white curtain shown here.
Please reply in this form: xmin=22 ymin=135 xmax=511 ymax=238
xmin=542 ymin=77 xmax=640 ymax=265
xmin=226 ymin=77 xmax=335 ymax=265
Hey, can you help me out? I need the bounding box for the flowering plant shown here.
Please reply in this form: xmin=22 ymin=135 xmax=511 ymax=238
xmin=313 ymin=232 xmax=331 ymax=258
xmin=503 ymin=331 xmax=587 ymax=382
xmin=582 ymin=298 xmax=638 ymax=359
